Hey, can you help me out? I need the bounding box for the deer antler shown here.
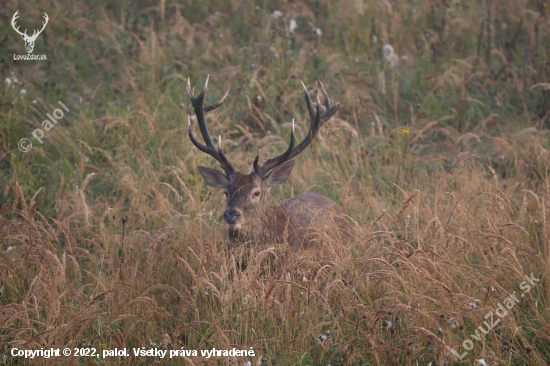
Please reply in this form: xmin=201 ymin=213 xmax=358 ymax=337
xmin=255 ymin=80 xmax=339 ymax=176
xmin=187 ymin=76 xmax=235 ymax=175
xmin=11 ymin=11 xmax=27 ymax=38
xmin=28 ymin=13 xmax=49 ymax=41
xmin=11 ymin=11 xmax=49 ymax=41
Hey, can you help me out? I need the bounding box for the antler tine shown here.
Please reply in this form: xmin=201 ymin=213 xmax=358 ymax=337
xmin=204 ymin=87 xmax=230 ymax=112
xmin=301 ymin=81 xmax=315 ymax=120
xmin=257 ymin=80 xmax=338 ymax=176
xmin=11 ymin=11 xmax=27 ymax=37
xmin=187 ymin=76 xmax=230 ymax=113
xmin=282 ymin=100 xmax=322 ymax=160
xmin=30 ymin=13 xmax=49 ymax=39
xmin=253 ymin=149 xmax=262 ymax=173
xmin=187 ymin=115 xmax=214 ymax=158
xmin=187 ymin=76 xmax=214 ymax=148
xmin=186 ymin=77 xmax=194 ymax=98
xmin=186 ymin=77 xmax=235 ymax=175
xmin=297 ymin=81 xmax=323 ymax=143
xmin=11 ymin=11 xmax=18 ymax=28
xmin=257 ymin=119 xmax=296 ymax=175
xmin=317 ymin=79 xmax=340 ymax=121
xmin=37 ymin=13 xmax=48 ymax=34
xmin=188 ymin=114 xmax=235 ymax=175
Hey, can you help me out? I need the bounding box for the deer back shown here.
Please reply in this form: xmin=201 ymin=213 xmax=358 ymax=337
xmin=276 ymin=193 xmax=349 ymax=249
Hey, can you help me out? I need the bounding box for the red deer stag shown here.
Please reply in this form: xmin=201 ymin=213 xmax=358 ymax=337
xmin=187 ymin=77 xmax=348 ymax=250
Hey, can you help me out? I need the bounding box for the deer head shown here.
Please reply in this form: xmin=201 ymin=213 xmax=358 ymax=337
xmin=187 ymin=77 xmax=339 ymax=236
xmin=11 ymin=11 xmax=49 ymax=54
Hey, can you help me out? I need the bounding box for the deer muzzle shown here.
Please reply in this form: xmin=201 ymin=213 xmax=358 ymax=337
xmin=224 ymin=207 xmax=243 ymax=228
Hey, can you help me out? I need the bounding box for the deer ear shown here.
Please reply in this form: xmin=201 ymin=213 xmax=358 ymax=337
xmin=265 ymin=160 xmax=295 ymax=187
xmin=197 ymin=166 xmax=228 ymax=188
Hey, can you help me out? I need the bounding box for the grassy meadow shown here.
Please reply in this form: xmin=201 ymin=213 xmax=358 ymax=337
xmin=1 ymin=0 xmax=550 ymax=365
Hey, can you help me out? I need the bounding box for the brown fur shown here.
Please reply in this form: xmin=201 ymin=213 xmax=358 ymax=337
xmin=188 ymin=78 xmax=347 ymax=252
xmin=223 ymin=172 xmax=349 ymax=250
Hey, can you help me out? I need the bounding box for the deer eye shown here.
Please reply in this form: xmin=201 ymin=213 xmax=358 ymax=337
xmin=253 ymin=191 xmax=261 ymax=197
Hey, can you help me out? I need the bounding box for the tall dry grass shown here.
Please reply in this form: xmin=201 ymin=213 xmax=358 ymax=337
xmin=1 ymin=0 xmax=550 ymax=365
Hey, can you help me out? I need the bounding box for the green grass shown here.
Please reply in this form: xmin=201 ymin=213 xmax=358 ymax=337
xmin=1 ymin=0 xmax=550 ymax=365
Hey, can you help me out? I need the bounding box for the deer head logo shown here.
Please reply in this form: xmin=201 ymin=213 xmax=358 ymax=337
xmin=11 ymin=11 xmax=49 ymax=54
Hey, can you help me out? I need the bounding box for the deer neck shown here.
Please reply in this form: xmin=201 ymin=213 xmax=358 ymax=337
xmin=228 ymin=205 xmax=291 ymax=245
xmin=264 ymin=206 xmax=287 ymax=236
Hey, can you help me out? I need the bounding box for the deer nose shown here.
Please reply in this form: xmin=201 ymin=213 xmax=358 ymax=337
xmin=224 ymin=208 xmax=242 ymax=224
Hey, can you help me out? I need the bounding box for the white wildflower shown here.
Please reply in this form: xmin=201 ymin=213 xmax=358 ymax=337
xmin=271 ymin=10 xmax=282 ymax=19
xmin=382 ymin=44 xmax=399 ymax=68
xmin=289 ymin=18 xmax=297 ymax=33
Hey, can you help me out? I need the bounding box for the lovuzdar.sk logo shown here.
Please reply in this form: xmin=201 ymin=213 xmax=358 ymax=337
xmin=11 ymin=10 xmax=48 ymax=61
